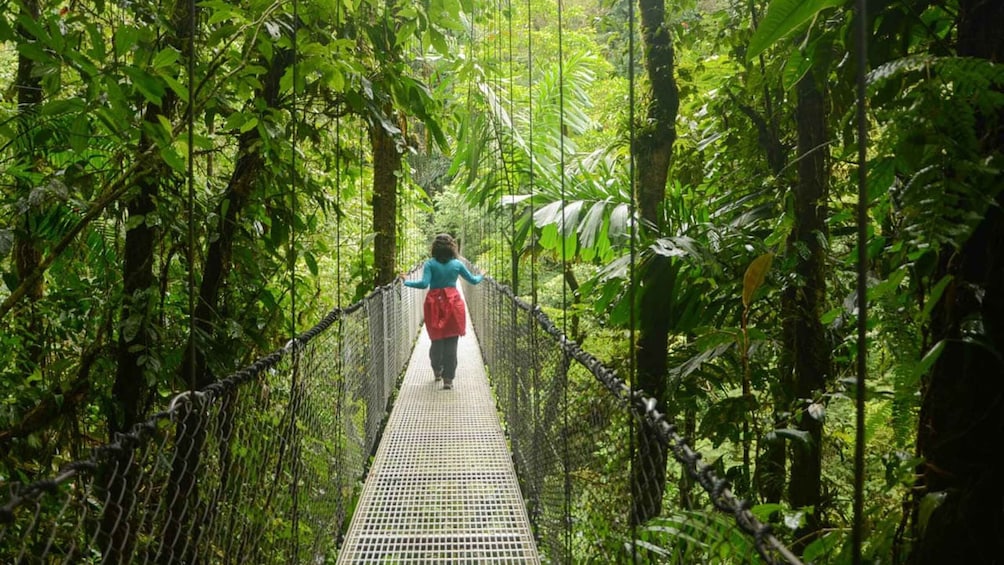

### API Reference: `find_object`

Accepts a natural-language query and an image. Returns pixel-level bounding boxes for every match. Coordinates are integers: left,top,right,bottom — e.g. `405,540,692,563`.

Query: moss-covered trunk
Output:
784,66,831,551
630,0,679,526
101,0,192,559
371,110,401,286
12,0,44,371
183,47,294,387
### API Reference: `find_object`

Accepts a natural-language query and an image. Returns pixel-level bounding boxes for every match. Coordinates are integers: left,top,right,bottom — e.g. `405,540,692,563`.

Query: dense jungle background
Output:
1,0,1002,561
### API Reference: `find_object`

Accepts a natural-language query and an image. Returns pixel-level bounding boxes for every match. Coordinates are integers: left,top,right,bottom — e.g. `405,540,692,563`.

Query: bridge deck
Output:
337,318,540,563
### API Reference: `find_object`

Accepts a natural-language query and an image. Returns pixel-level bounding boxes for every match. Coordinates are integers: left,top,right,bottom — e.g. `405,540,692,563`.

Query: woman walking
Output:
401,234,484,390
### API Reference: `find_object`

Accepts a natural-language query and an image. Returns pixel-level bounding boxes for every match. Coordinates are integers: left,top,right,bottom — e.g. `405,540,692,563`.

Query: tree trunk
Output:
183,46,294,388
630,0,680,526
634,0,678,230
111,139,161,435
562,265,581,341
784,66,830,551
756,421,786,503
103,52,167,565
111,0,196,435
510,239,520,296
679,406,696,509
371,110,401,286
740,8,790,502
909,1,1004,562
102,2,193,560
13,0,44,370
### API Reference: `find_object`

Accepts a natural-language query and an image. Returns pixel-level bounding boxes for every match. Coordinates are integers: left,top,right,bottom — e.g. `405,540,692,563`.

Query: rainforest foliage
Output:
1,0,1002,561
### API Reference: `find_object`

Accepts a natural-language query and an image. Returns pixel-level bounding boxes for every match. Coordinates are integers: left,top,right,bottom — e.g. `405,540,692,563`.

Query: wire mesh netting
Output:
465,278,801,565
0,284,422,565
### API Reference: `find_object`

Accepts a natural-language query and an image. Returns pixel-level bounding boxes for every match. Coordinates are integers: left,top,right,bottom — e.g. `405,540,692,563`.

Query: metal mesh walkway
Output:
337,312,540,563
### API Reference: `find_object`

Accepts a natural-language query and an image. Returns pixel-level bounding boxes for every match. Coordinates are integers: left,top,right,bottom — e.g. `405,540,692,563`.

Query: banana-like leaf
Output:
747,0,844,61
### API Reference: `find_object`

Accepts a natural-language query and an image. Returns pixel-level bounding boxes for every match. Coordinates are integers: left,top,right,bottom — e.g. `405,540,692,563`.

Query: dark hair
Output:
431,233,458,263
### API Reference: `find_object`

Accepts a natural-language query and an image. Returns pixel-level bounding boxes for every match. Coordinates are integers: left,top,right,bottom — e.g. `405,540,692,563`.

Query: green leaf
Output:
160,143,187,173
125,214,146,230
609,203,630,239
802,528,842,560
561,200,584,237
781,47,812,90
162,75,188,103
397,21,417,48
328,68,345,92
152,47,180,69
921,276,952,321
766,428,813,445
2,271,19,292
917,491,948,535
539,223,558,250
578,200,607,249
867,267,907,301
17,42,49,64
205,0,240,25
912,340,945,383
114,27,140,58
15,12,49,44
240,117,259,134
533,201,563,228
747,0,844,61
224,112,247,131
428,28,448,55
0,11,15,40
304,251,319,276
562,233,577,262
156,114,174,137
40,98,86,117
820,306,841,325
123,66,165,105
280,67,294,95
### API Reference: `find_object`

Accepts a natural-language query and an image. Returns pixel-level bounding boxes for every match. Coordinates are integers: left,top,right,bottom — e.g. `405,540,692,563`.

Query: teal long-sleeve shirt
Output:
403,259,484,289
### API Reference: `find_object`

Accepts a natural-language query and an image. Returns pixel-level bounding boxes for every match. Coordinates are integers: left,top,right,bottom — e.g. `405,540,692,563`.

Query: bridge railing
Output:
0,283,422,564
466,277,801,565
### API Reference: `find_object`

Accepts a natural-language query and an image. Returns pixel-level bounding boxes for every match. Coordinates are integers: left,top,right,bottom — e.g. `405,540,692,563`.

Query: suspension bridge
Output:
0,0,890,552
0,277,799,564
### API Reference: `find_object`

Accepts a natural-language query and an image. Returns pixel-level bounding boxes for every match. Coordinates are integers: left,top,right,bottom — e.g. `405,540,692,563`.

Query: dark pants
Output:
429,336,459,381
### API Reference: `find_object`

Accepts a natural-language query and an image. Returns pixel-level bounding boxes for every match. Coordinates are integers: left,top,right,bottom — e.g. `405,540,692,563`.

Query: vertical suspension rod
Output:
852,0,869,562
288,0,301,558
627,0,638,560
185,0,197,391
556,0,571,558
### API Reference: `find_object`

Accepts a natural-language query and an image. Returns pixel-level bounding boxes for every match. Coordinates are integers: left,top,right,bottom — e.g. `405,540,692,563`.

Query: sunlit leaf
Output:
747,0,843,61
742,252,773,307
152,47,180,69
766,428,812,445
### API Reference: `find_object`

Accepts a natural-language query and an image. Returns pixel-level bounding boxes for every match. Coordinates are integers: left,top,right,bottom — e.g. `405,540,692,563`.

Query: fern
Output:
633,509,767,563
868,55,1004,252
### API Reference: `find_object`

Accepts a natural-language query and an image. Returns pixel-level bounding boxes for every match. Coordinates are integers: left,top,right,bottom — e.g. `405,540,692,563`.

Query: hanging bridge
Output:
336,287,537,563
0,277,799,564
